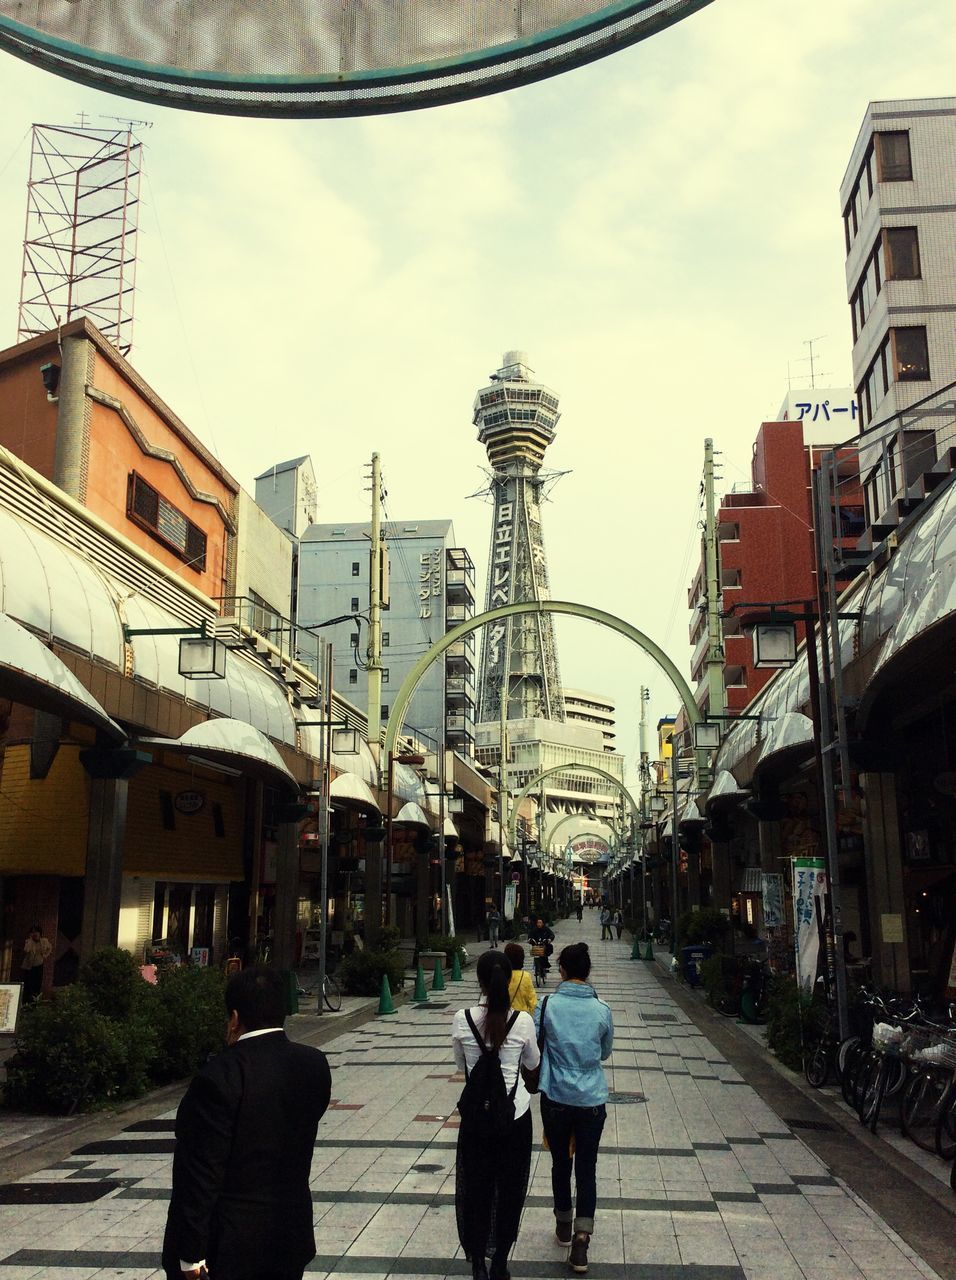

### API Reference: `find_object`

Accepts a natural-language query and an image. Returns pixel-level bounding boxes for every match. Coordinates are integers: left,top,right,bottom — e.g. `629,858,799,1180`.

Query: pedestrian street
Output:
0,912,949,1280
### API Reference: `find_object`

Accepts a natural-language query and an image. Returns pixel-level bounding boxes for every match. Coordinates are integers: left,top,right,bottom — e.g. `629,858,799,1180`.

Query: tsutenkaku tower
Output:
474,351,565,725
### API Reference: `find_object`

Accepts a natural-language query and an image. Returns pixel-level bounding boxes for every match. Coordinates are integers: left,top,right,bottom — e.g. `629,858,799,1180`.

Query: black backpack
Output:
457,1009,520,1136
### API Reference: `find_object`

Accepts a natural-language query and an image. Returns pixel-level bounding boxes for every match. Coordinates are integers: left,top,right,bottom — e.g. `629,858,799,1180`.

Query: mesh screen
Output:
0,0,714,116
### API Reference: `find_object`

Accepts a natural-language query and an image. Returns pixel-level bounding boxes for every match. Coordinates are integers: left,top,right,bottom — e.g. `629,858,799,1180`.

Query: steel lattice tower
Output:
474,351,565,725
18,123,143,356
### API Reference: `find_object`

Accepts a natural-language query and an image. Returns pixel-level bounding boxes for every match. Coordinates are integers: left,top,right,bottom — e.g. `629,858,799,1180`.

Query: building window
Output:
382,632,390,647
126,472,207,572
875,131,912,182
892,326,930,381
351,561,360,576
350,596,359,612
350,632,359,647
843,138,875,250
856,334,890,427
885,226,920,280
381,668,390,684
349,669,358,685
381,704,389,720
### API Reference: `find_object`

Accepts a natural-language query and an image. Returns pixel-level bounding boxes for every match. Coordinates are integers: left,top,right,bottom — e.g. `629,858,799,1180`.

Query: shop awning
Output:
329,771,382,813
140,718,298,793
705,769,750,810
755,712,815,775
393,761,427,804
0,611,124,740
740,866,764,894
443,816,459,838
394,801,430,827
678,799,706,827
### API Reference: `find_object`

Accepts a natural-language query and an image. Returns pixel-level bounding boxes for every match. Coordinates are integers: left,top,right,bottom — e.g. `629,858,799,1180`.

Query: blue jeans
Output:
540,1094,607,1234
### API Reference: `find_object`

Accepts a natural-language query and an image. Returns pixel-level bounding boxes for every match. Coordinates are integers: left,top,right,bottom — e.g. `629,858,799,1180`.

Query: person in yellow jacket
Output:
504,942,537,1015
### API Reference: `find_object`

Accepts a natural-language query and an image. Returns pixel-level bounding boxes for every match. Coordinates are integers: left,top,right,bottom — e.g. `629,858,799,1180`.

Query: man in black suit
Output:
162,966,332,1280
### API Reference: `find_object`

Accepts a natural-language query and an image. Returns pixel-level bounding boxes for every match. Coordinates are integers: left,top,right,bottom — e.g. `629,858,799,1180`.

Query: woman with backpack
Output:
452,949,540,1280
534,942,613,1275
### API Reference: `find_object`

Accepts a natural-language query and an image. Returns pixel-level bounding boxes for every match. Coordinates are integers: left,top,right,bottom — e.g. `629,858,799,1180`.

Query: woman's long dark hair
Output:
476,949,513,1050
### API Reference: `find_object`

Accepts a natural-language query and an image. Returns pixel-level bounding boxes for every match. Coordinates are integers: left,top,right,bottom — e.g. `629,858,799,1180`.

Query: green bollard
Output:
412,964,429,1003
432,958,446,992
377,974,397,1015
630,936,642,960
451,949,463,982
643,938,655,962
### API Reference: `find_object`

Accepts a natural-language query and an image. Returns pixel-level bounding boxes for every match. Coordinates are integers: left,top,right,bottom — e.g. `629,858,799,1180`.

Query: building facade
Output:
562,688,617,752
687,416,863,715
841,97,956,533
296,520,477,755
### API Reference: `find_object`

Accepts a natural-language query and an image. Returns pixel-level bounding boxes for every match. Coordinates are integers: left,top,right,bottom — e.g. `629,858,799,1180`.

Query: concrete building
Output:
563,688,617,753
687,416,863,716
254,455,317,540
296,520,477,755
841,97,956,534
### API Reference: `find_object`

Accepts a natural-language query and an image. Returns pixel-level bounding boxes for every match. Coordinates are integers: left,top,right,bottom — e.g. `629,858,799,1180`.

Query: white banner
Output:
504,884,517,921
761,873,784,929
791,857,828,991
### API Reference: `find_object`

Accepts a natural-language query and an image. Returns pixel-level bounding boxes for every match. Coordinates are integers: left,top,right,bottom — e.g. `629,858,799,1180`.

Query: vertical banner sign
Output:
446,885,456,939
791,857,828,991
761,873,784,928
504,884,517,921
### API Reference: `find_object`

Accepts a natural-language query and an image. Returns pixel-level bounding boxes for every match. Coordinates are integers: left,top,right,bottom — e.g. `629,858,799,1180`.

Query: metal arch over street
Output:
508,761,639,851
542,814,619,857
383,598,701,769
0,1,717,118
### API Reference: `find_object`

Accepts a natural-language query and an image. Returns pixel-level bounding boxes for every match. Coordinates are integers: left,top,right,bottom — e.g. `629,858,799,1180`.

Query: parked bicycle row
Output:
803,984,956,1191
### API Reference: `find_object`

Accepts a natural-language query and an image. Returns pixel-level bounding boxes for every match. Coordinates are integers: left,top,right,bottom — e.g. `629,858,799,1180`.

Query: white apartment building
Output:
562,688,616,753
841,97,956,531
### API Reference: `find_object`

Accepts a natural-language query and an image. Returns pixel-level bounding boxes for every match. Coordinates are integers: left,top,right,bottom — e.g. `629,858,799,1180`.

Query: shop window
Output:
127,472,207,572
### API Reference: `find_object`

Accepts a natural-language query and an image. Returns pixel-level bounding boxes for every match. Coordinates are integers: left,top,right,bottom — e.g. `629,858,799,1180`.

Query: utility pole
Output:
703,439,726,724
366,452,386,750
498,674,509,915
639,686,651,938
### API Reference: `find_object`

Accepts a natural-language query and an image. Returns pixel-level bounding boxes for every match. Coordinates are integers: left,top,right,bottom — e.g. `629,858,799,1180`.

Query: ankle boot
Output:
568,1232,590,1274
490,1252,511,1280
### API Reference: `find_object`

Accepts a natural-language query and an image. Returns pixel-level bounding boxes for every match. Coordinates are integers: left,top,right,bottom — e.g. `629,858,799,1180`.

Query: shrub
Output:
151,965,227,1083
338,948,405,997
676,908,730,950
765,974,822,1071
378,925,402,951
698,954,729,1007
426,934,468,966
6,987,133,1113
77,946,158,1094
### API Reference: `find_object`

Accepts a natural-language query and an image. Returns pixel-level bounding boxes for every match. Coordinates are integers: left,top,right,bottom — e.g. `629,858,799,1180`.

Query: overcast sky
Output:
0,0,954,781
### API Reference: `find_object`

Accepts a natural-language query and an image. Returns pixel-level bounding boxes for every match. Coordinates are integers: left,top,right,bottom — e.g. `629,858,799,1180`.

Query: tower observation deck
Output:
474,351,565,725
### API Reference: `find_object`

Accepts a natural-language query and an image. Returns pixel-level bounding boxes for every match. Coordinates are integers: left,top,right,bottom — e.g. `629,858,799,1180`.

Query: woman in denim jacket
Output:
534,942,613,1274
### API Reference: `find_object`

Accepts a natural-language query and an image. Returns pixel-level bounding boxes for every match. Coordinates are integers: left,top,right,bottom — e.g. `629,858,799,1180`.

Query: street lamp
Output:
752,620,799,669
693,720,722,752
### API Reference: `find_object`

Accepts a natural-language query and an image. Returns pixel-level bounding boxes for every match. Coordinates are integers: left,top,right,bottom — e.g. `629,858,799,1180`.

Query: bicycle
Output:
899,1024,956,1158
531,945,548,988
321,968,342,1012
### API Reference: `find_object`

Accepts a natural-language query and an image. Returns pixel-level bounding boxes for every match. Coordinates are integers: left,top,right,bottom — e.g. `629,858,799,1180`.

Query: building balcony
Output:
446,713,475,735
446,603,473,624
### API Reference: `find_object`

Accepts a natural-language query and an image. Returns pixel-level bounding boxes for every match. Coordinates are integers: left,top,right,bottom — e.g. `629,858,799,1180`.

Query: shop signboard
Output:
791,857,828,991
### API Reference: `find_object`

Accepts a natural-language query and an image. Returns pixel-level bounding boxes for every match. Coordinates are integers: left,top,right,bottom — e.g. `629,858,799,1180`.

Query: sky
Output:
0,0,955,783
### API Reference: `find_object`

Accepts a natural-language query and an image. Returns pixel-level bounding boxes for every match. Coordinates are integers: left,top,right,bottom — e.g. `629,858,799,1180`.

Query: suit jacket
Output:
162,1030,332,1280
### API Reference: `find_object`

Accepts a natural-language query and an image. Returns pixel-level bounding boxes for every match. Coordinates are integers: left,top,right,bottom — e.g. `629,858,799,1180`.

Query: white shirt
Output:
451,1006,540,1119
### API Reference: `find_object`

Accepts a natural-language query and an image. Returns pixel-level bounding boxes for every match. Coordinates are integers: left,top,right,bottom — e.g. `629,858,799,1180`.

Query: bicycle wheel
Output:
323,974,342,1012
934,1084,956,1161
740,990,766,1025
715,991,740,1017
842,1043,868,1108
884,1055,908,1099
836,1034,860,1083
900,1071,946,1151
860,1058,888,1133
852,1051,878,1117
805,1039,831,1089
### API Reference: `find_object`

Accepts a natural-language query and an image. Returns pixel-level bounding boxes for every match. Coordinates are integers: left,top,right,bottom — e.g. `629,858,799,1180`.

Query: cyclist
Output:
527,917,555,976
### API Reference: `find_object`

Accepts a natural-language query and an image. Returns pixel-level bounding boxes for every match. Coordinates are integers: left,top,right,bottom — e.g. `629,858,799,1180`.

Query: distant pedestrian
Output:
599,907,612,941
575,902,583,923
487,907,502,947
504,942,536,1015
162,967,332,1280
612,909,624,940
453,950,540,1280
21,924,51,1002
535,942,613,1275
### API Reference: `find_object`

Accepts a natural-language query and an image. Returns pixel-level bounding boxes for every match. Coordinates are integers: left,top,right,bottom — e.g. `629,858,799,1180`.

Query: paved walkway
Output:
0,913,948,1280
